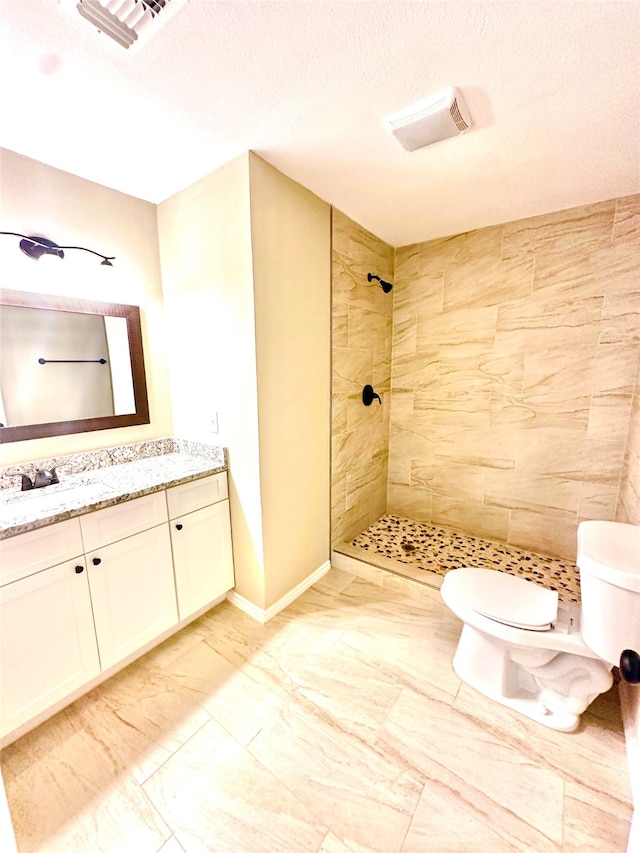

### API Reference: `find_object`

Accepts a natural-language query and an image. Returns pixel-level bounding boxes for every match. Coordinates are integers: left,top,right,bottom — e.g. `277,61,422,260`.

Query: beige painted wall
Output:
249,154,331,608
158,154,331,610
389,196,640,560
331,209,393,548
157,154,266,606
0,148,172,465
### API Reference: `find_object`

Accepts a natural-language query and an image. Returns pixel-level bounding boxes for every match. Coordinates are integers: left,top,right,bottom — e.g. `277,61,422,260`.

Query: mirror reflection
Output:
0,290,149,443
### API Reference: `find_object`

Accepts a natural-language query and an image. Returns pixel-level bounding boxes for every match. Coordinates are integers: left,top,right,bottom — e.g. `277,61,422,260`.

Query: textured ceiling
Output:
0,0,639,246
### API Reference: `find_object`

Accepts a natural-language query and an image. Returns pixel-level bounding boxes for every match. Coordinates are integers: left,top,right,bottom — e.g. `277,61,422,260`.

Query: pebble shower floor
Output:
349,514,581,606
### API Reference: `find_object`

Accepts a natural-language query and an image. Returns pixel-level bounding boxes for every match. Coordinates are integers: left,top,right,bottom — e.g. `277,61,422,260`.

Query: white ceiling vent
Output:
76,0,188,50
385,87,472,152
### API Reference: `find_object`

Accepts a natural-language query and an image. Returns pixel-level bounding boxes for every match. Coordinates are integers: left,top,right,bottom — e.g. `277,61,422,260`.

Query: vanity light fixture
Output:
0,232,115,266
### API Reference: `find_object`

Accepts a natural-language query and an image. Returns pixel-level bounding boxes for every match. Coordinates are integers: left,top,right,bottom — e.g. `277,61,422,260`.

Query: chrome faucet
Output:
6,467,59,490
34,468,59,488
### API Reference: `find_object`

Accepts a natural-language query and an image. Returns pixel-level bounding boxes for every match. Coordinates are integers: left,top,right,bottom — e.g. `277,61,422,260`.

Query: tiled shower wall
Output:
618,349,640,526
388,196,640,560
331,209,393,548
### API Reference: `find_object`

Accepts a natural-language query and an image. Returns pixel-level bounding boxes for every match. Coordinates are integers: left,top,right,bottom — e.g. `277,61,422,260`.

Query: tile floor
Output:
1,558,632,853
343,515,582,605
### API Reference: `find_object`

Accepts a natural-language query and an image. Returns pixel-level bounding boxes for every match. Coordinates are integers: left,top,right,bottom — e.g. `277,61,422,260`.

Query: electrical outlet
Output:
209,412,219,434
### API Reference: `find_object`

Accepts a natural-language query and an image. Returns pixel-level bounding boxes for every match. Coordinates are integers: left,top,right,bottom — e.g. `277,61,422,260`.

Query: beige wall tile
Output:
508,507,578,560
389,389,415,428
394,243,419,282
391,316,418,356
417,305,498,350
387,195,639,560
501,200,616,260
613,194,640,243
332,346,373,394
532,243,639,299
444,256,534,312
587,393,633,441
411,460,485,503
387,483,432,522
515,429,625,484
388,454,412,486
332,302,348,347
331,211,393,546
431,496,510,541
332,391,348,436
434,424,518,470
579,483,619,521
484,469,581,514
600,291,640,344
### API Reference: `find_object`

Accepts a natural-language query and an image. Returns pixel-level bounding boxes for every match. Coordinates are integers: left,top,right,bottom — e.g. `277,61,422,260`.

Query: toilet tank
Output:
577,521,640,666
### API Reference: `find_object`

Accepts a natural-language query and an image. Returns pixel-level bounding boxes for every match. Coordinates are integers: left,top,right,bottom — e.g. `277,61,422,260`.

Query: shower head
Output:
367,273,393,293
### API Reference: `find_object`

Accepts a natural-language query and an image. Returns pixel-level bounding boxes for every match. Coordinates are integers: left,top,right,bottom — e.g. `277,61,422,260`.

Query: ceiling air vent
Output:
385,87,473,152
76,0,188,50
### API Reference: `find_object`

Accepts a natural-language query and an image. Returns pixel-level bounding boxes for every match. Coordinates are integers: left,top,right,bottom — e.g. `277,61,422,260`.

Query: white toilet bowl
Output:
440,521,640,732
441,568,612,731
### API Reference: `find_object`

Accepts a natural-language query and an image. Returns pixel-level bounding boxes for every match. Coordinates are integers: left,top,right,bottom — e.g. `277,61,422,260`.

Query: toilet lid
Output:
446,568,559,630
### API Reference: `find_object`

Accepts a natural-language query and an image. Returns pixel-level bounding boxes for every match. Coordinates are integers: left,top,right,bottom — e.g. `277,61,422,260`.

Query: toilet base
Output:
452,624,611,733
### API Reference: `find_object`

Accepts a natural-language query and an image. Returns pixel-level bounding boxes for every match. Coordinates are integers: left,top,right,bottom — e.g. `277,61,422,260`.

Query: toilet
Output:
440,520,640,732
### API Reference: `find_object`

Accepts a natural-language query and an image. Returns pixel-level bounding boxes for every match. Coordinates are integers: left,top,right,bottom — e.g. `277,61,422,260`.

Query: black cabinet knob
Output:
75,565,84,574
175,523,183,531
92,557,102,566
620,650,640,684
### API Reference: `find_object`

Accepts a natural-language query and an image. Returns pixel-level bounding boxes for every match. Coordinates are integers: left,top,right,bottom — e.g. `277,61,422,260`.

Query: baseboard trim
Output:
227,560,331,624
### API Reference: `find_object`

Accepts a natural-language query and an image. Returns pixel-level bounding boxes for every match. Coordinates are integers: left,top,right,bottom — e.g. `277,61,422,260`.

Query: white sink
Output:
0,481,113,523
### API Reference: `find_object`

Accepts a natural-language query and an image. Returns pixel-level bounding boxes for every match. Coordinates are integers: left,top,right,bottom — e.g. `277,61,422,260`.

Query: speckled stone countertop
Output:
0,438,227,540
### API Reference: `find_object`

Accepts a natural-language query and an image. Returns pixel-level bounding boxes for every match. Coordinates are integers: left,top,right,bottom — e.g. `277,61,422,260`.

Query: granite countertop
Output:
0,439,227,540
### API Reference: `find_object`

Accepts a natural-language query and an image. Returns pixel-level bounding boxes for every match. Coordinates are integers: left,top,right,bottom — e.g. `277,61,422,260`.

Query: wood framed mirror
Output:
0,289,149,443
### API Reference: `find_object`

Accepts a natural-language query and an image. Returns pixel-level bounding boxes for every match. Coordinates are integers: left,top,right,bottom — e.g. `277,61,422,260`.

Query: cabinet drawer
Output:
0,518,84,586
166,472,228,519
80,491,168,551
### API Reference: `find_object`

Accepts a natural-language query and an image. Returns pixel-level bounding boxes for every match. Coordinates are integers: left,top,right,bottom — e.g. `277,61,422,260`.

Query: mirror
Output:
0,289,149,443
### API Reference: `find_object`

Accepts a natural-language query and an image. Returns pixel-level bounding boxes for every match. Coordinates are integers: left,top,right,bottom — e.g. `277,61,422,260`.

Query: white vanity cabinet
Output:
0,469,234,745
0,520,101,735
167,473,234,620
80,492,178,671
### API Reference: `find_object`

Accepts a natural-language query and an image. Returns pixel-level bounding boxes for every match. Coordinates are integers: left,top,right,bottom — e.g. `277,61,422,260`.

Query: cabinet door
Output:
170,499,235,620
86,524,178,670
0,559,100,738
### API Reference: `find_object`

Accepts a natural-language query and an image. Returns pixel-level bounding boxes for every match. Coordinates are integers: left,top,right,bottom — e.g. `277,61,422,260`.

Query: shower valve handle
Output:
362,384,382,406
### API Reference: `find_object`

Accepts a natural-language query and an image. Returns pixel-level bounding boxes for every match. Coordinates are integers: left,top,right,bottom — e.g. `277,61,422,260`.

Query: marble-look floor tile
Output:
80,661,214,785
379,687,565,851
143,717,327,853
157,837,186,853
272,641,403,745
249,699,423,853
4,727,171,853
2,555,633,853
400,775,523,853
318,830,358,852
148,638,282,747
562,780,633,853
452,681,632,808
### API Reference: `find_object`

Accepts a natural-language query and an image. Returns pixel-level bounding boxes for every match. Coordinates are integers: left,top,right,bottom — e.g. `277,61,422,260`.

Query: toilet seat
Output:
444,568,559,631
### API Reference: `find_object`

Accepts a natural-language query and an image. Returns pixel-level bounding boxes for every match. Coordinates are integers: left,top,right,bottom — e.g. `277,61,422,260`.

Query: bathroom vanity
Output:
0,440,234,746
